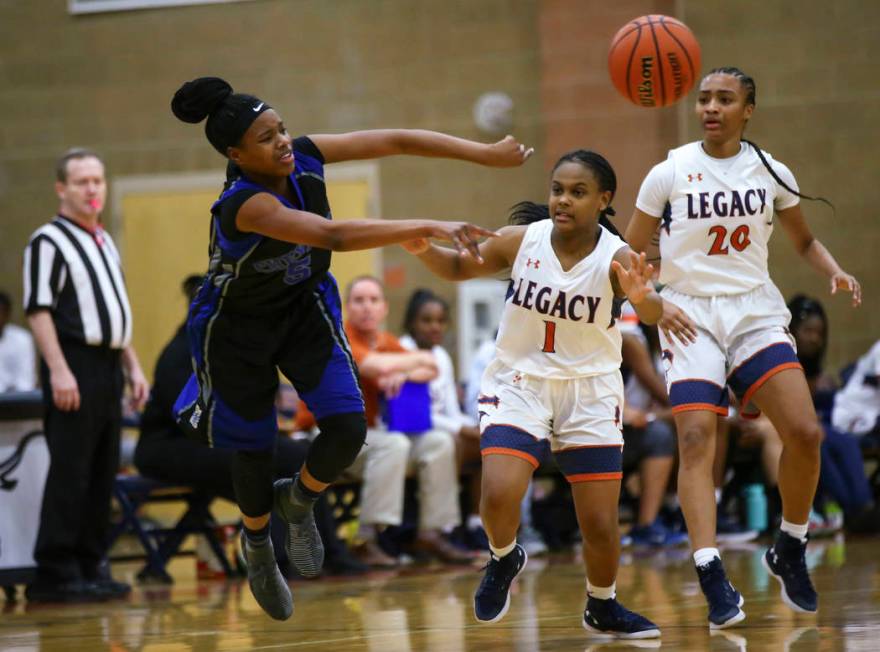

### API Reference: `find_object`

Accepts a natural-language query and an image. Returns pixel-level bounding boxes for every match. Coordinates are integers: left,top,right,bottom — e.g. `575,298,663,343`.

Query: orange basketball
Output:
608,15,701,108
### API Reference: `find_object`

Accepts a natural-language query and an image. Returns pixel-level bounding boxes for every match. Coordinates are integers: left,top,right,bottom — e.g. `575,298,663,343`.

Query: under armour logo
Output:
526,258,540,268
687,173,703,182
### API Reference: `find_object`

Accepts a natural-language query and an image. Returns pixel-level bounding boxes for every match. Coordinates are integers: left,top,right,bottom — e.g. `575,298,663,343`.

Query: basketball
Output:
608,15,701,108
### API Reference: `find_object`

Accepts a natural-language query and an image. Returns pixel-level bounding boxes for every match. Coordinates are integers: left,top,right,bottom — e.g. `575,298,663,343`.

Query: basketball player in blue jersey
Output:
169,76,533,620
625,67,861,628
403,150,695,640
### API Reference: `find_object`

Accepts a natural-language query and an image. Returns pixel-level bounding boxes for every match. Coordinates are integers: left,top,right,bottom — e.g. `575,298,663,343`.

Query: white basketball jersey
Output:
636,141,800,296
494,220,626,379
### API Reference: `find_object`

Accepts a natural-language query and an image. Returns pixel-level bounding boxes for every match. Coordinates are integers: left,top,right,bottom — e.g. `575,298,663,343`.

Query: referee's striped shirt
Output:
23,214,132,349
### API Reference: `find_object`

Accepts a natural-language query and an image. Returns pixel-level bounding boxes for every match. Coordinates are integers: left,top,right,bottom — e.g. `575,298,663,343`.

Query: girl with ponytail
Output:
625,67,861,627
169,76,533,621
402,149,693,638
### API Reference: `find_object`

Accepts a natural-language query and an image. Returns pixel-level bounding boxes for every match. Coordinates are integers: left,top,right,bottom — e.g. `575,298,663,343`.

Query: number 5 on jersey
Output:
708,224,751,255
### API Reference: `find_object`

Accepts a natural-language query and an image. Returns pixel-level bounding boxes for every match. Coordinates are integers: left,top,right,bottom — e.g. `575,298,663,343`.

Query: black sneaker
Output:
696,558,745,629
473,544,527,623
582,596,661,639
240,531,293,621
762,531,817,613
274,476,324,578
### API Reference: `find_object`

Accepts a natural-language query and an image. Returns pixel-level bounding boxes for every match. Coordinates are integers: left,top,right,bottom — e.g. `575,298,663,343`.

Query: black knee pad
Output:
232,447,275,517
306,412,367,483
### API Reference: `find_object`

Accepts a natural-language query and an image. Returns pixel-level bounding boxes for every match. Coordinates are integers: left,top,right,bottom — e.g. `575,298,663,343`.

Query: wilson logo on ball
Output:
608,15,702,108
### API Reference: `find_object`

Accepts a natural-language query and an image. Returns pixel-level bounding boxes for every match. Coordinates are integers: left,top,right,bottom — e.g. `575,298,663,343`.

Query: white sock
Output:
693,547,720,567
780,519,808,542
489,540,517,558
715,488,723,505
467,514,483,530
587,581,616,600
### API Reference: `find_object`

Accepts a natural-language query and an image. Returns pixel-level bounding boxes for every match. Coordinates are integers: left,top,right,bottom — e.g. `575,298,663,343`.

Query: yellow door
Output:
120,177,376,381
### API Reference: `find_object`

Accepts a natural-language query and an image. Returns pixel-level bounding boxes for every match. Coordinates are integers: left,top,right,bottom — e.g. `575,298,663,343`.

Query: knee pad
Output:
232,448,275,517
307,412,367,483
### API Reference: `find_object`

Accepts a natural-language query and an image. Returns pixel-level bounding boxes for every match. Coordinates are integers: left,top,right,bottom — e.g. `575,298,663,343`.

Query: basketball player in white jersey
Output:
625,67,861,629
403,150,695,639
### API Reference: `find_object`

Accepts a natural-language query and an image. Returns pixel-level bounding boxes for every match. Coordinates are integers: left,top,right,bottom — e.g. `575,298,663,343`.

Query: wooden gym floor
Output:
2,535,878,651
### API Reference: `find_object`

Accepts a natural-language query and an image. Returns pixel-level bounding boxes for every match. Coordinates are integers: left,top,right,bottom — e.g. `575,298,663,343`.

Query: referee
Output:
22,148,149,603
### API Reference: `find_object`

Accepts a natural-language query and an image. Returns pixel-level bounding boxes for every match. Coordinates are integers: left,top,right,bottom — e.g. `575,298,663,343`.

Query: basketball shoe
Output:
763,531,818,613
274,475,324,578
474,544,527,623
239,531,293,621
696,557,745,629
582,596,661,639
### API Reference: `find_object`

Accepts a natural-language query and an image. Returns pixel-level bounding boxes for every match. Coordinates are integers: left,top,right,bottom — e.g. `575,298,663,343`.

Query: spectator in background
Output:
342,276,472,565
0,290,36,392
23,148,149,603
135,275,366,576
398,290,486,545
788,295,879,533
831,338,880,446
618,303,685,547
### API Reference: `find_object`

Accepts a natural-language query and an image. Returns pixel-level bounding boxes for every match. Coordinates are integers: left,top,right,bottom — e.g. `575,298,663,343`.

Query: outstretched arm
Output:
402,225,524,281
309,130,534,167
611,247,696,344
777,204,861,306
236,192,493,257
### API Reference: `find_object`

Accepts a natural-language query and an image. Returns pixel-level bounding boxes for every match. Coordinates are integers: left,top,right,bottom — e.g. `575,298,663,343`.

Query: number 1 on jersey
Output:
542,320,557,353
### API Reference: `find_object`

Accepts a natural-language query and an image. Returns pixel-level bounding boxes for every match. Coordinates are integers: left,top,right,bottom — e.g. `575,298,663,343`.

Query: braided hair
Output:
171,77,271,156
507,149,623,239
707,67,834,214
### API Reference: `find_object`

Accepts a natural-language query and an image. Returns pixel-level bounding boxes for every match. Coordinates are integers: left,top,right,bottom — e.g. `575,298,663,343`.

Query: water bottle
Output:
742,483,768,533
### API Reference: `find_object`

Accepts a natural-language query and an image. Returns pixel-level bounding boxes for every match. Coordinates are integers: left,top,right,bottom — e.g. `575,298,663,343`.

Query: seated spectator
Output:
0,290,36,392
399,289,497,552
134,275,365,576
336,276,473,565
789,295,879,533
831,338,880,445
618,303,685,546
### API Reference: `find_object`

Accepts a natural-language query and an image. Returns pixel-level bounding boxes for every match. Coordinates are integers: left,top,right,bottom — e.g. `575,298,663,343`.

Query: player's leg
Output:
472,360,550,623
473,449,534,623
192,314,293,620
659,289,744,629
554,371,659,639
568,477,660,639
277,277,368,577
746,367,822,613
726,284,820,613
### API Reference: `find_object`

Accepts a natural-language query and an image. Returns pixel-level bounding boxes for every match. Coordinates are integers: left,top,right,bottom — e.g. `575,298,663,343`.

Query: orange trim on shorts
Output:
728,342,793,379
740,411,762,420
671,403,729,416
557,443,624,451
740,362,803,409
481,447,540,469
566,472,623,483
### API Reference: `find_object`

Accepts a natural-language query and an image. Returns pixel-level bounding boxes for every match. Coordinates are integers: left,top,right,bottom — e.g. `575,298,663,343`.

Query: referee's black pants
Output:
34,343,123,585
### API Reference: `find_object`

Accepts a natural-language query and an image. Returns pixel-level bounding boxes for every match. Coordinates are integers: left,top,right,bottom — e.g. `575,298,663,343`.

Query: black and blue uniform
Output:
174,137,363,451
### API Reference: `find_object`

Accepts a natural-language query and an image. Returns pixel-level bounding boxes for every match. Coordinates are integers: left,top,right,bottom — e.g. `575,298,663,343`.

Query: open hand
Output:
830,271,861,307
611,251,654,305
483,135,535,167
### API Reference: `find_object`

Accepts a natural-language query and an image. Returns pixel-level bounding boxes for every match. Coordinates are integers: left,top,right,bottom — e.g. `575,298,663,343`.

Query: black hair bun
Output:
171,77,233,123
